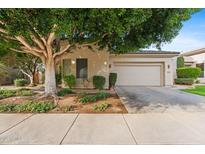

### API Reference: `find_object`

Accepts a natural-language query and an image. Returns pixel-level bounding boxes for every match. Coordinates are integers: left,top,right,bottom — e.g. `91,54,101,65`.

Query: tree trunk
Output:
29,76,34,87
44,57,57,95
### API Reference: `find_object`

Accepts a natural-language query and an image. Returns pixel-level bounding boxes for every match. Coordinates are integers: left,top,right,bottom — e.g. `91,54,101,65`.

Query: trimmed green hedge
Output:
109,73,117,88
175,78,194,85
93,75,106,90
176,67,201,79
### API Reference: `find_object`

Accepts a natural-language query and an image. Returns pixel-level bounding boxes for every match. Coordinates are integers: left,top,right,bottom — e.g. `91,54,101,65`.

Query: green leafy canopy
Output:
0,8,200,55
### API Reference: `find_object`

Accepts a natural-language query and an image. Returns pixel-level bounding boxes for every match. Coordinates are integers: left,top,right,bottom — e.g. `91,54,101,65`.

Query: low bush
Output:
0,104,17,112
79,91,110,104
60,106,74,113
0,101,55,113
175,78,194,85
14,79,28,87
77,92,88,98
93,102,109,112
109,73,117,88
0,89,33,99
57,88,72,96
96,91,110,99
0,89,16,98
16,89,33,96
56,73,62,84
176,67,201,79
93,75,106,90
63,74,76,88
79,95,97,104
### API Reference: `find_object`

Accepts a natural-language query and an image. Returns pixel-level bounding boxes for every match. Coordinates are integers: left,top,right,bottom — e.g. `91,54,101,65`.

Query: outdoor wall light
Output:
71,60,75,64
167,65,170,69
104,61,107,65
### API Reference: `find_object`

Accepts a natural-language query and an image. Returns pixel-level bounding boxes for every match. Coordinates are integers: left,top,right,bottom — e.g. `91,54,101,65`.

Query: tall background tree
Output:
0,8,200,95
15,53,42,86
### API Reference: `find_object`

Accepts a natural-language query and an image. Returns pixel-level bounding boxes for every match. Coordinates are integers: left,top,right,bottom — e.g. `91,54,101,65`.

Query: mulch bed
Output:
0,92,128,113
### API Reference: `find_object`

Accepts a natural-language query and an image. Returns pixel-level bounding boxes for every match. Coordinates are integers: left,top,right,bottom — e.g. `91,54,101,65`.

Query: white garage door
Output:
114,63,163,86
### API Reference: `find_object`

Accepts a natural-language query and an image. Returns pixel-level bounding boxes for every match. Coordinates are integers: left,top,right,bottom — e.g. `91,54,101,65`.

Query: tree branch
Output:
10,48,27,53
16,36,33,50
53,44,71,59
30,34,45,50
19,68,32,78
47,32,55,46
0,28,7,34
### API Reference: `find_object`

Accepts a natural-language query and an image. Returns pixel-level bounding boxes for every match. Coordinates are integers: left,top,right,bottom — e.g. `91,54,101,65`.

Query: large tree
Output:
0,9,199,95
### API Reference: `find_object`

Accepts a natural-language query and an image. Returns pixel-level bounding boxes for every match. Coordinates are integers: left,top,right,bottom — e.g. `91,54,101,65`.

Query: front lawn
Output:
182,86,205,96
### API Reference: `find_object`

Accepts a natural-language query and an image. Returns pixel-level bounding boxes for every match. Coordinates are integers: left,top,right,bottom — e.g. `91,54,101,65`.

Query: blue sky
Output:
149,9,205,52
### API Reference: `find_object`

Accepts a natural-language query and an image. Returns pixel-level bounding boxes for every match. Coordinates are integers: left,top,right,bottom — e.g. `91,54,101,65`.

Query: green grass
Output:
182,86,205,96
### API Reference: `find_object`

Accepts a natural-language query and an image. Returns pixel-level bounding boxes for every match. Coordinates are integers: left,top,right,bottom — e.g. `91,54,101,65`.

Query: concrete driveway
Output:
116,86,205,113
1,113,205,144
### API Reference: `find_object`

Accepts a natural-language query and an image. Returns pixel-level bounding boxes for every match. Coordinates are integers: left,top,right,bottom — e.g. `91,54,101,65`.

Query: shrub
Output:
177,56,184,68
109,73,117,88
0,101,55,113
14,79,28,87
175,78,194,85
56,73,62,84
93,75,106,90
16,89,33,96
79,95,97,104
79,91,110,104
0,89,33,99
60,106,74,112
57,88,72,96
0,104,17,112
96,91,110,99
176,67,201,79
93,102,109,112
63,74,76,88
0,89,16,99
77,92,88,98
14,101,55,113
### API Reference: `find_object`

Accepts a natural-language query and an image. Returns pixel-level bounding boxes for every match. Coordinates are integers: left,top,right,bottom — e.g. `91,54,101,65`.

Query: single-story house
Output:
181,48,205,83
57,41,179,89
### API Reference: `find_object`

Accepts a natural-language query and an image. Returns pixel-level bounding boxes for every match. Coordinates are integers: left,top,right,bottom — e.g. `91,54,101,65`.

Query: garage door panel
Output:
114,64,162,86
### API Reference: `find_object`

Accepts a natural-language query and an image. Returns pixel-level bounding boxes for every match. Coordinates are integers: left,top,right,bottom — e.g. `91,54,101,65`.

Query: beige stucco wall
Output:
60,42,110,89
109,54,175,86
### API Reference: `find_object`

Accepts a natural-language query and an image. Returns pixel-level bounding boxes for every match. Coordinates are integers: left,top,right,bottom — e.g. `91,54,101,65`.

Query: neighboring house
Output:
181,48,205,83
58,41,179,89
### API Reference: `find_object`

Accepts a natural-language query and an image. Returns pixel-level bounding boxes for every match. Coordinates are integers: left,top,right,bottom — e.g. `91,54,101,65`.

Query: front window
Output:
76,58,88,79
196,63,204,78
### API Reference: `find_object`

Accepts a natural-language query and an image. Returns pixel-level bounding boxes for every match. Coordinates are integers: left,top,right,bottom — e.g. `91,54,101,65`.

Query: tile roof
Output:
127,50,180,54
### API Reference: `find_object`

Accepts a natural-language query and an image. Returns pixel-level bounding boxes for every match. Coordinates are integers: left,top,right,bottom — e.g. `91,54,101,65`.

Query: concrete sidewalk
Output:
1,112,205,144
